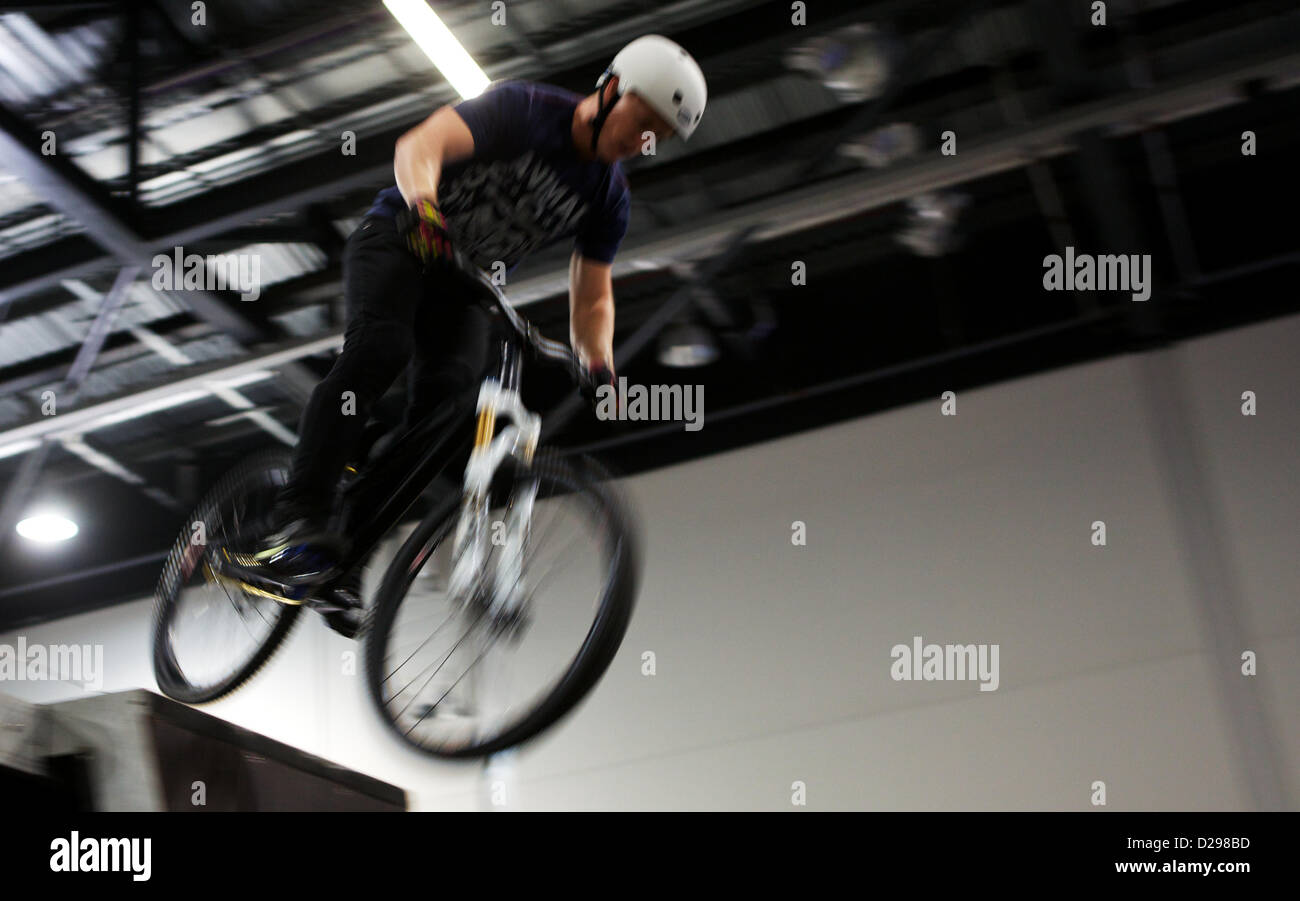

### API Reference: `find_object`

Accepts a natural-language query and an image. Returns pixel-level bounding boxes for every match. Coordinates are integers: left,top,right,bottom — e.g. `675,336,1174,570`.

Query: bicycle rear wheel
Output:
152,449,303,703
364,450,640,759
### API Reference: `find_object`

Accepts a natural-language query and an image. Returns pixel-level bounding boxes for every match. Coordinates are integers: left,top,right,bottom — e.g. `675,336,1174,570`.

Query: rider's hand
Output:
580,362,619,419
396,199,454,268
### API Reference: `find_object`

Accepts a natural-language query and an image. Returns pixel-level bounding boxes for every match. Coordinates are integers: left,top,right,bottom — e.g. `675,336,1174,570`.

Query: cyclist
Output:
220,35,707,636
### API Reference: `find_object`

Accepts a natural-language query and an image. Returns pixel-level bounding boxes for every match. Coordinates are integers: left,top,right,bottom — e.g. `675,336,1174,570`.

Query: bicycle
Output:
151,250,641,759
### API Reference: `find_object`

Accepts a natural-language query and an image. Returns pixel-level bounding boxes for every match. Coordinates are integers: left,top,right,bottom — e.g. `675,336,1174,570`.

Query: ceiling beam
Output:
0,265,153,557
3,41,1294,311
0,101,274,343
4,44,1292,455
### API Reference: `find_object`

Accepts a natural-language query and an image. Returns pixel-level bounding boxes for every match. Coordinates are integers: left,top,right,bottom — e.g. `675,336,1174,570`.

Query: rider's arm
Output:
394,106,476,207
569,251,615,371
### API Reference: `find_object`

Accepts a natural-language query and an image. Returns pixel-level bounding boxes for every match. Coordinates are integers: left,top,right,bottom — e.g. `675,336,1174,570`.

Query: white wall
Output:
4,313,1297,811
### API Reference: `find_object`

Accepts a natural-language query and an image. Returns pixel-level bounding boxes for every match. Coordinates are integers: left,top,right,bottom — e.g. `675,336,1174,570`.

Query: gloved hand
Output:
579,362,619,419
395,199,454,268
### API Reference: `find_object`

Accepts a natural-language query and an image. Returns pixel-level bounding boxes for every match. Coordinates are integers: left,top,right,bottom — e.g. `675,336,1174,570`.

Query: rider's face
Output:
593,79,676,163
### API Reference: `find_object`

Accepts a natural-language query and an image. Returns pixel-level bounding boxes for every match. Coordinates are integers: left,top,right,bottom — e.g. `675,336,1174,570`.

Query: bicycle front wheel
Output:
364,450,640,759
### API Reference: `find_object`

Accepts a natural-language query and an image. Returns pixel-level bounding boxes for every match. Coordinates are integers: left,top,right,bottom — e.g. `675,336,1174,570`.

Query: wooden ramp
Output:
0,688,406,811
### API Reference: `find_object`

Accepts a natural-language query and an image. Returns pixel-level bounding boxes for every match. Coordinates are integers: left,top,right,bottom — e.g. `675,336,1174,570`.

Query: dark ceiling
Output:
0,0,1297,629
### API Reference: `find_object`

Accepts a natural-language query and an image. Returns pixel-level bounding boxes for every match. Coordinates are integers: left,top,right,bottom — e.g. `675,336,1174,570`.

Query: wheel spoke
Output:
390,604,489,721
521,508,594,598
380,608,462,688
154,458,297,700
373,456,633,757
403,617,499,738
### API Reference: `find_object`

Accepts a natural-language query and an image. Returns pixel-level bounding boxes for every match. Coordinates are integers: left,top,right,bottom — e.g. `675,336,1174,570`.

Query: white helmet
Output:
598,35,707,140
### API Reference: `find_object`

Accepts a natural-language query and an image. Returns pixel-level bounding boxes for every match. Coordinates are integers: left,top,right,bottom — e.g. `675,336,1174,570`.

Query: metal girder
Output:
0,2,113,7
0,316,206,398
0,102,271,343
541,0,999,434
65,265,140,390
61,277,302,443
530,48,1299,306
0,265,158,557
990,65,1091,313
58,433,183,510
0,104,140,259
125,0,142,205
0,0,769,309
1113,1,1202,286
183,225,326,253
1,37,1293,311
0,104,324,413
1029,0,1141,250
1,46,1296,454
0,333,334,454
0,237,107,306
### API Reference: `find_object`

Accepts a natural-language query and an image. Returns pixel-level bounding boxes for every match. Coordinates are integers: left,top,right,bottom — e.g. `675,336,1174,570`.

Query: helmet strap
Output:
589,70,618,156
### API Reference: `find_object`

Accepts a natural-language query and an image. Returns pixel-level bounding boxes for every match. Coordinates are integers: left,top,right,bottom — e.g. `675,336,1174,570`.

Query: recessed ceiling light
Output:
16,513,78,543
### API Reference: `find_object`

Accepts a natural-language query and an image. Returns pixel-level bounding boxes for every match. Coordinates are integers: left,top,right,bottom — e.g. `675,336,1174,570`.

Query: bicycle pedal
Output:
304,595,356,614
212,538,344,587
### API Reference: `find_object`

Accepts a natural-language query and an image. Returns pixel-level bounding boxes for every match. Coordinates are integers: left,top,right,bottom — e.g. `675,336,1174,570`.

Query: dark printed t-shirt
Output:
366,80,631,273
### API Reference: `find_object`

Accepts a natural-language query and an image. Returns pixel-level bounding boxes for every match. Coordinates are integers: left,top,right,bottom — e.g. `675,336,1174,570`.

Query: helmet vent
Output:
672,89,682,105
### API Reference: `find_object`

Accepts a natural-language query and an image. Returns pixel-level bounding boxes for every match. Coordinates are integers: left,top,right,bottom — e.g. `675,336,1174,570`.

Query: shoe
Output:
316,567,368,639
217,499,349,589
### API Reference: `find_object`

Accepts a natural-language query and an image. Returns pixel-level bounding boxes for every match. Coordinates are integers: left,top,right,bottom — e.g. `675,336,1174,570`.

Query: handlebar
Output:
444,248,588,385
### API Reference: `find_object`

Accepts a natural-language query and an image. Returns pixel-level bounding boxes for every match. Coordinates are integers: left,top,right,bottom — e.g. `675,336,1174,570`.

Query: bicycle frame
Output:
329,254,581,594
210,252,583,607
334,393,474,567
332,328,526,586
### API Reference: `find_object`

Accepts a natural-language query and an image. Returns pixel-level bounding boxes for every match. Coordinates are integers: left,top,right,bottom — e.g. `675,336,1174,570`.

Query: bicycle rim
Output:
152,449,302,703
365,451,639,759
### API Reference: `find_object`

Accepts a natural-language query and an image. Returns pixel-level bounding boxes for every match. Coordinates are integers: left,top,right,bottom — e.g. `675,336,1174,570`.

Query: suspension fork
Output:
447,339,540,617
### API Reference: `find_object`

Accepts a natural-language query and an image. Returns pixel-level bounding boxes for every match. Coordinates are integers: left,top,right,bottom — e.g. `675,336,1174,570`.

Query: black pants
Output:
279,216,492,517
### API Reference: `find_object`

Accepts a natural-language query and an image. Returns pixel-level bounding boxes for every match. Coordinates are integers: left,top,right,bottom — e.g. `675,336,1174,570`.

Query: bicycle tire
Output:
152,448,303,704
364,449,641,759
